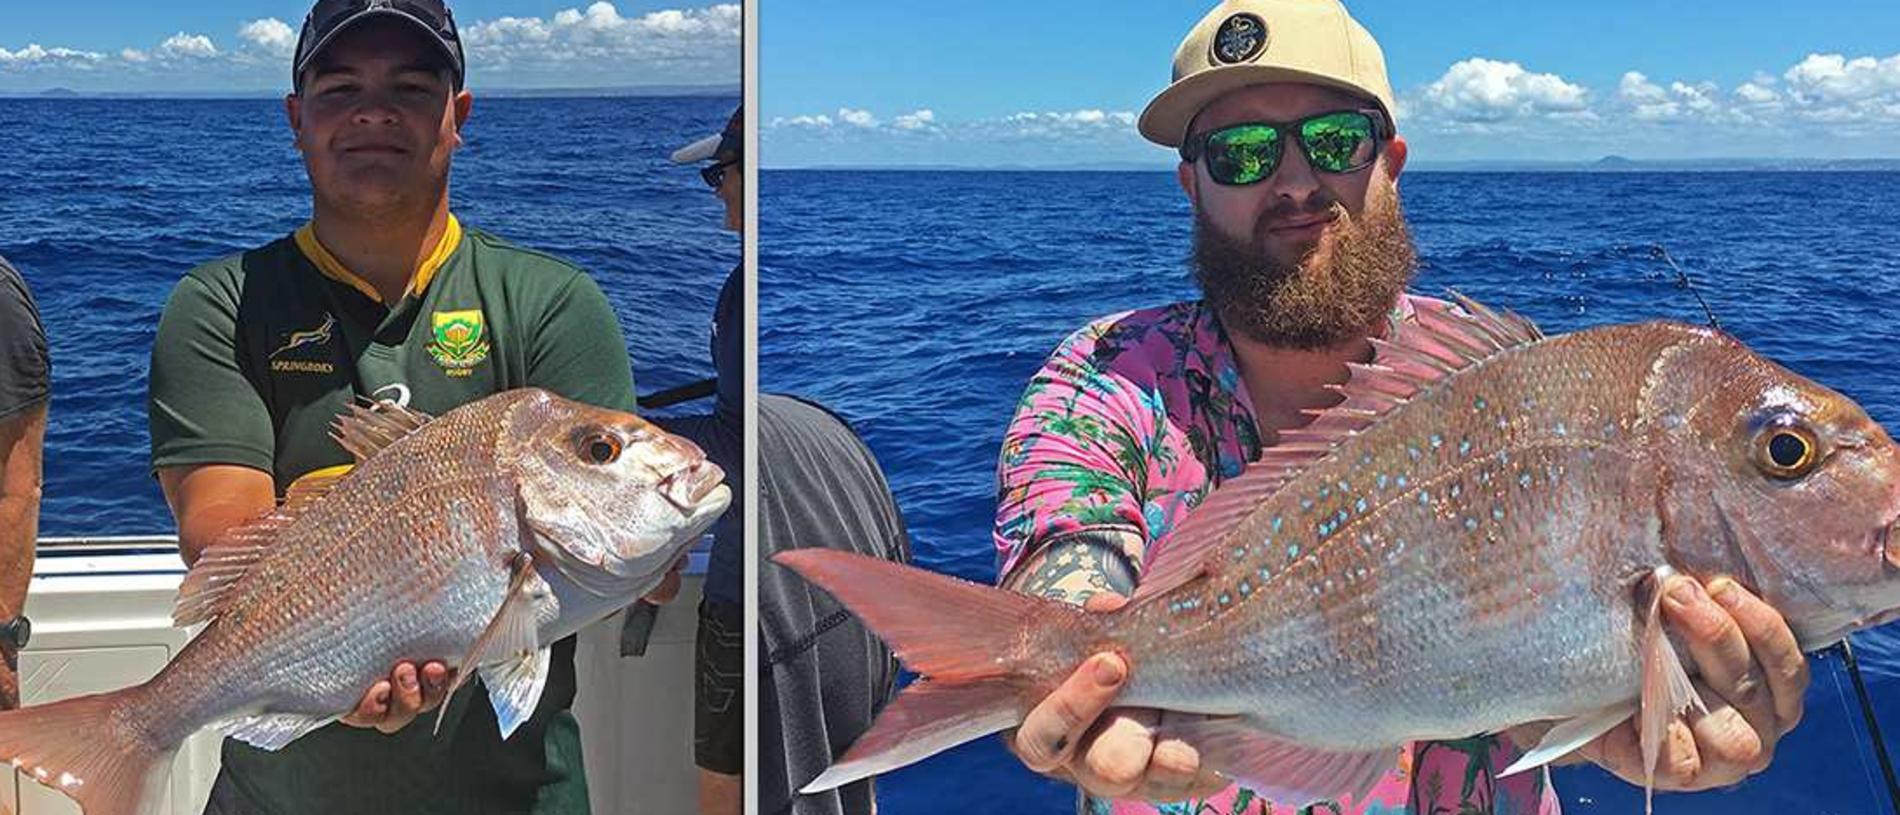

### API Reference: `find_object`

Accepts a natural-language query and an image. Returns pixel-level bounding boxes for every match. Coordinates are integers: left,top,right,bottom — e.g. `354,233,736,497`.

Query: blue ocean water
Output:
761,169,1900,814
0,95,739,537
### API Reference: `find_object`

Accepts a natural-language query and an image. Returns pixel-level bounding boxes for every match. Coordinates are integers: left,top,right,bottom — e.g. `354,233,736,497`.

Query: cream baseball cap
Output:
1138,0,1397,149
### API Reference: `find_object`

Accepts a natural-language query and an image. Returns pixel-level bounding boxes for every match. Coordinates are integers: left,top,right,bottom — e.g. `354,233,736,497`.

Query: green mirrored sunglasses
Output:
1181,110,1389,186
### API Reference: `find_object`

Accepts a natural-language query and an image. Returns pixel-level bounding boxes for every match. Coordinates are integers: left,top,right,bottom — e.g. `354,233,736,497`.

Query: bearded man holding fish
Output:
92,1,691,813
980,2,1814,812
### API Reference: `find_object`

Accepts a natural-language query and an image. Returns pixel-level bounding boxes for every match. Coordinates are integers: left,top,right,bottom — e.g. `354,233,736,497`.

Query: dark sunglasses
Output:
700,160,739,189
1180,109,1390,186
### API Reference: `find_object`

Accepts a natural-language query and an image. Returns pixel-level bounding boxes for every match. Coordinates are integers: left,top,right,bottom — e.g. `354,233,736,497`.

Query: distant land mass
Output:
775,156,1900,173
0,84,738,100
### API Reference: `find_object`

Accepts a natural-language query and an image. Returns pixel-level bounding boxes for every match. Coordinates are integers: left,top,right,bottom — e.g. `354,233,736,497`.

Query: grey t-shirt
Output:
0,254,50,420
757,394,911,815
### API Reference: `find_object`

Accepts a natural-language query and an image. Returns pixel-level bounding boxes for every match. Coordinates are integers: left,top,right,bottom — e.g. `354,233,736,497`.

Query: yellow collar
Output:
293,215,464,304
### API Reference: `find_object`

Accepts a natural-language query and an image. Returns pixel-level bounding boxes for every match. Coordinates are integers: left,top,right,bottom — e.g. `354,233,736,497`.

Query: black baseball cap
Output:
293,0,466,92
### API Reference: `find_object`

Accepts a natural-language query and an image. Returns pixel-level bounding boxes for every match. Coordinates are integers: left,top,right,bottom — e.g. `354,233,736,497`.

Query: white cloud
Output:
119,48,149,64
1617,71,1721,121
773,114,835,128
1416,58,1590,123
0,44,106,67
995,109,1137,137
464,2,740,64
157,32,218,60
1735,81,1780,105
238,19,297,60
892,109,936,131
1774,53,1900,124
838,107,878,127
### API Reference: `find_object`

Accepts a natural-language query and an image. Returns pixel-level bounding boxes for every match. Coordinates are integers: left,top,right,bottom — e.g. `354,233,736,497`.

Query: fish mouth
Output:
658,461,726,512
1883,516,1900,572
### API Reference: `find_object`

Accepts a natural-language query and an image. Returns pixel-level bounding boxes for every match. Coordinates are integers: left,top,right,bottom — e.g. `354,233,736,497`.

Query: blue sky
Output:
0,1,738,93
761,0,1900,166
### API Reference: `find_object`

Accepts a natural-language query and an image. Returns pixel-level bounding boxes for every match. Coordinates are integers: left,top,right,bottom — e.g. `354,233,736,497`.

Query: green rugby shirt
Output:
149,216,635,814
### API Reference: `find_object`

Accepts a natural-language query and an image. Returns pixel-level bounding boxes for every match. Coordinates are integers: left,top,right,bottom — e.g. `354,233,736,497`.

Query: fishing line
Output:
1648,244,1722,331
1833,638,1900,814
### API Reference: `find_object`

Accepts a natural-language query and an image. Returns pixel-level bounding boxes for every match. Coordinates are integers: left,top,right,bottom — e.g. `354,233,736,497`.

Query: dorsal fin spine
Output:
1129,295,1545,604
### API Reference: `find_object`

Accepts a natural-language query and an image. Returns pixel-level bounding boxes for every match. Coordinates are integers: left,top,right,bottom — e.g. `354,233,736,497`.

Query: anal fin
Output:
216,712,337,751
1153,716,1396,808
1500,702,1635,777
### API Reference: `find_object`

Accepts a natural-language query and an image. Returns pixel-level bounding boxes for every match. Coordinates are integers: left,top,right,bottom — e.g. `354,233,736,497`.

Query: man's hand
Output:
1514,574,1809,791
1007,594,1229,802
340,660,454,734
642,553,690,605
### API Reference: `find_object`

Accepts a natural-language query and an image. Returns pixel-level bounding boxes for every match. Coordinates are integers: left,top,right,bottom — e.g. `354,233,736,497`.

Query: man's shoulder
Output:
1047,299,1213,368
173,235,302,303
0,254,34,320
459,227,590,284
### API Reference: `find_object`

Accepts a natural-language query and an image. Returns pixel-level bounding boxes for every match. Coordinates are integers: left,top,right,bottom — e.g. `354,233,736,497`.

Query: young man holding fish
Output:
0,253,48,712
141,1,682,812
991,1,1811,812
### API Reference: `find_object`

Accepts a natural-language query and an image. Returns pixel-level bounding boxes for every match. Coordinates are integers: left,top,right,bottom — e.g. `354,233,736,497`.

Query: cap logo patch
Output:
1212,13,1268,64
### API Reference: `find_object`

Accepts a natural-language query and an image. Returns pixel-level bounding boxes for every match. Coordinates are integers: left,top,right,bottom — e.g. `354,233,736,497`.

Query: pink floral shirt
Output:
993,297,1562,815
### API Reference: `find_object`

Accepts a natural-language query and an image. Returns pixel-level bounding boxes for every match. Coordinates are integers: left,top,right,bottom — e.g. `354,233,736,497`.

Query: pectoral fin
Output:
435,552,547,736
1640,566,1708,815
1153,715,1396,808
481,648,553,740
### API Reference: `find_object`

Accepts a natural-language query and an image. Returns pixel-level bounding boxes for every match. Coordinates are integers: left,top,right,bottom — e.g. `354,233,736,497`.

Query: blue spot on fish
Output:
1397,475,1410,488
1238,581,1251,596
1408,446,1421,460
1377,473,1389,489
1355,497,1368,514
1519,472,1533,488
1287,543,1301,559
1418,490,1431,505
1219,593,1231,606
1555,421,1568,437
1272,516,1284,533
1493,506,1506,520
1459,439,1472,456
1464,517,1479,531
1450,484,1462,498
1301,497,1314,511
1430,434,1443,449
1475,396,1488,411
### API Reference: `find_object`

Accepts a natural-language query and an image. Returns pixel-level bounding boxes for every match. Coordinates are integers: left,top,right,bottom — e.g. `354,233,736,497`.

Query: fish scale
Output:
778,296,1900,809
0,388,731,815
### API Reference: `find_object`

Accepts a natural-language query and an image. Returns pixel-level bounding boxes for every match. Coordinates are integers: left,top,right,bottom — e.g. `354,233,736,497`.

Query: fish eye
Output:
1756,425,1818,479
580,433,623,466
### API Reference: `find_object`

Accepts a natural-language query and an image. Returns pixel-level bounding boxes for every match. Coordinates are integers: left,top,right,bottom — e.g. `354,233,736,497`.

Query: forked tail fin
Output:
772,549,1105,792
0,689,174,815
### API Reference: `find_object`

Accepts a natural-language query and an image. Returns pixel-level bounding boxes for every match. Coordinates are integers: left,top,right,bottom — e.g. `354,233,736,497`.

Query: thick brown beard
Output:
1191,180,1418,349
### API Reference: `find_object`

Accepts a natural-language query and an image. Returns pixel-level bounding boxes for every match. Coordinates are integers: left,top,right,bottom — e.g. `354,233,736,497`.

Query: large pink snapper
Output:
778,297,1900,811
0,388,730,815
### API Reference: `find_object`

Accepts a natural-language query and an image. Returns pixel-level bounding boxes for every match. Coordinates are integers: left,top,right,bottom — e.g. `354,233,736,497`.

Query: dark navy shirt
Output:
659,264,743,606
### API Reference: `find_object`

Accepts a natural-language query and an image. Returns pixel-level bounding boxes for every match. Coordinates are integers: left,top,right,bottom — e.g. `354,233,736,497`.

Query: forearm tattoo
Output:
1007,531,1140,606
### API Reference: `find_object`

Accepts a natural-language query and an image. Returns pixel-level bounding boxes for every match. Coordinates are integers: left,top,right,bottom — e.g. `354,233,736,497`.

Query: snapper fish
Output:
0,388,730,815
777,296,1900,812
